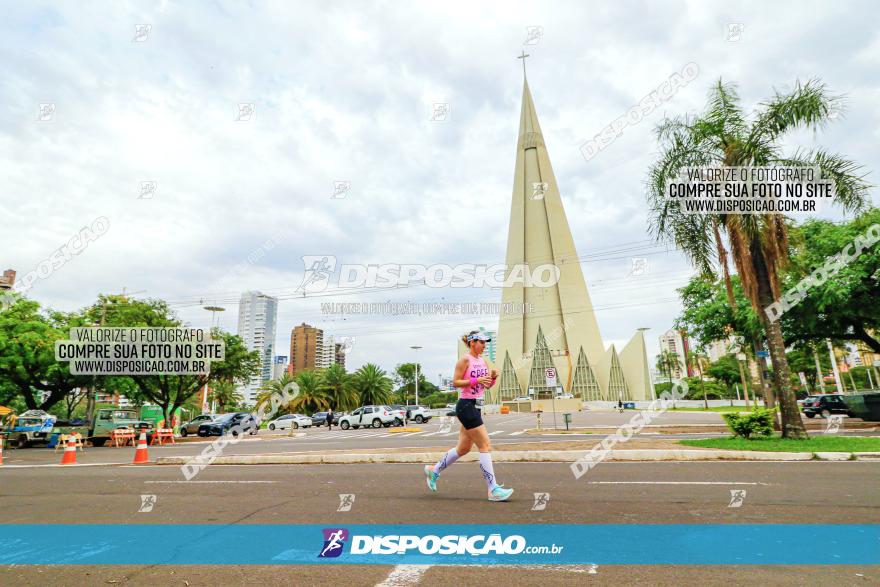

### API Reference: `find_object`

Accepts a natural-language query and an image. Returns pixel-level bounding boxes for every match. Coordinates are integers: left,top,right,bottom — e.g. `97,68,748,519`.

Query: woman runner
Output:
424,330,514,501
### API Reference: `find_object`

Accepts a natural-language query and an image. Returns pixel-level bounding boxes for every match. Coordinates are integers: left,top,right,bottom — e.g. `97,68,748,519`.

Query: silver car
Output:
179,414,217,437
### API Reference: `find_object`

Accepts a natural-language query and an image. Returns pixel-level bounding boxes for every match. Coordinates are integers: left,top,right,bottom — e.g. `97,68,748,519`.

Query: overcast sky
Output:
3,0,878,385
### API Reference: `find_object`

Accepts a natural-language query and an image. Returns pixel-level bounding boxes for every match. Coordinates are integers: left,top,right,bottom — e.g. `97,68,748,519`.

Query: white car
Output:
556,393,574,399
513,396,532,402
406,406,432,424
339,406,398,429
267,414,312,430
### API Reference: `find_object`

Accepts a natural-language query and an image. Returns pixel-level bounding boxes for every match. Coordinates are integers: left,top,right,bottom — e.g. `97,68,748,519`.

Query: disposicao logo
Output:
319,528,349,558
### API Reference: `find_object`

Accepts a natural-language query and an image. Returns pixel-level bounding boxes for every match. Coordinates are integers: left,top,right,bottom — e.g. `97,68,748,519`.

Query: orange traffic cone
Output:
132,432,149,464
60,436,78,465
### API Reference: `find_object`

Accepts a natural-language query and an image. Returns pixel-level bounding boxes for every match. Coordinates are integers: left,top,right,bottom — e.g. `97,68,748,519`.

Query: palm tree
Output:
648,79,870,438
255,372,299,415
349,363,393,407
319,363,358,411
287,370,331,414
687,348,710,409
208,379,243,412
656,350,681,386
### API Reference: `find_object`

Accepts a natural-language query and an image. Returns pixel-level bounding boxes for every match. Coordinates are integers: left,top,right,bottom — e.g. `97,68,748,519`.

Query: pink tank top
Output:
459,353,489,399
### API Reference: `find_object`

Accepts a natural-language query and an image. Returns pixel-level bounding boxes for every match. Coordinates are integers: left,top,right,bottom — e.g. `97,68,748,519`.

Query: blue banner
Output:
0,525,876,565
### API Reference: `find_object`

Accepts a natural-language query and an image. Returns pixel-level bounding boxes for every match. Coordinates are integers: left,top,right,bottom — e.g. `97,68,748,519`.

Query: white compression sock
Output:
433,448,460,474
479,452,499,491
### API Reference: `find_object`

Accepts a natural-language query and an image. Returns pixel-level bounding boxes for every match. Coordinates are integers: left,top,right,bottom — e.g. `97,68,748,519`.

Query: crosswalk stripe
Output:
488,431,503,436
509,430,525,436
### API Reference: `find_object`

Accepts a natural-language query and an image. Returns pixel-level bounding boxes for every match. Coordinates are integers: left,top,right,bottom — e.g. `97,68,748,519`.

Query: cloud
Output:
2,0,877,381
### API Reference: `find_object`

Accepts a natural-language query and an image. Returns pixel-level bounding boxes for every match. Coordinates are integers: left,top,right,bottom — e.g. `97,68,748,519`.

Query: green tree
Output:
0,297,95,411
707,355,743,394
687,347,710,408
256,372,299,415
85,295,261,426
350,363,393,406
208,379,243,412
655,350,680,385
648,79,870,438
319,363,358,411
778,209,880,352
287,370,330,414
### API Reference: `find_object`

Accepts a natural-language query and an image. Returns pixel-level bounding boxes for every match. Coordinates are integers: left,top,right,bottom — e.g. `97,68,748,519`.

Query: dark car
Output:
311,411,340,426
802,394,852,419
197,412,258,437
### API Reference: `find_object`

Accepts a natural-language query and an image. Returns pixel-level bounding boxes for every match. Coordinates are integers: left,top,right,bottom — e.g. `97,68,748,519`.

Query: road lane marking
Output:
587,481,772,485
144,480,278,484
509,430,526,436
488,431,503,436
376,564,432,586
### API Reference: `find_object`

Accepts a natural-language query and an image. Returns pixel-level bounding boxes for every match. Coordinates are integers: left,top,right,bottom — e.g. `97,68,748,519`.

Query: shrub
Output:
722,408,775,439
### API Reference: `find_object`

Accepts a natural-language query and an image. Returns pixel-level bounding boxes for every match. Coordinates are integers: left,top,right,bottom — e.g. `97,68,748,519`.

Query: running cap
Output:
467,331,491,343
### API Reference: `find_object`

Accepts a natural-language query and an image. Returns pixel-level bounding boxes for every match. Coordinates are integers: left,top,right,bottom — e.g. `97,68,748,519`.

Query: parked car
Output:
179,414,217,437
513,396,532,402
405,405,432,424
198,412,259,436
387,405,408,426
339,406,398,429
802,394,852,419
267,414,312,430
310,412,341,426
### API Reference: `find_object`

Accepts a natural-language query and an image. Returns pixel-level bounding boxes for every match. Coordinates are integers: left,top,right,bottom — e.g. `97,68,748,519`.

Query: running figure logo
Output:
531,492,550,511
728,489,747,508
825,415,844,434
318,528,349,558
297,255,337,293
337,493,355,512
138,494,157,513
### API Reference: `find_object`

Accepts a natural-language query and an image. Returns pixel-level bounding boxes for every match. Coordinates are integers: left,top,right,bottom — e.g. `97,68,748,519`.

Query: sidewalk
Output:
155,437,880,466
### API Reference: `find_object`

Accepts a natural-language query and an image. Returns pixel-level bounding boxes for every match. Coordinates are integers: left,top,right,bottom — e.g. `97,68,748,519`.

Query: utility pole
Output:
827,340,843,394
813,346,826,393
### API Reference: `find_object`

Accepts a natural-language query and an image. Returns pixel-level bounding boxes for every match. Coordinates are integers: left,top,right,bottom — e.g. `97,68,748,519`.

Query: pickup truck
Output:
87,408,155,446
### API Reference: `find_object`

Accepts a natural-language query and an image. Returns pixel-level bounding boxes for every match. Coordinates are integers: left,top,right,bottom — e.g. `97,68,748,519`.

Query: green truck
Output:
86,408,155,446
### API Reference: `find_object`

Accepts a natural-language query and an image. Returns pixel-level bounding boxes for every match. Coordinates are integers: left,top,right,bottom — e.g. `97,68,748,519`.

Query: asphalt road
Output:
2,460,878,585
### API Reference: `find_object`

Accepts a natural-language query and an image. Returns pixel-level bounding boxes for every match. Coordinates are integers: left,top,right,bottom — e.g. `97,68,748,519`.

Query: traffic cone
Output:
60,436,78,465
132,432,149,464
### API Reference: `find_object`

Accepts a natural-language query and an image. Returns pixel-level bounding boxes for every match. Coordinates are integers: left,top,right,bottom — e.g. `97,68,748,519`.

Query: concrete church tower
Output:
493,67,652,403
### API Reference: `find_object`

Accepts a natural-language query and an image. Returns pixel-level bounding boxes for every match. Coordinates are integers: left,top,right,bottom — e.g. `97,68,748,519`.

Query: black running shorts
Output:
455,398,484,430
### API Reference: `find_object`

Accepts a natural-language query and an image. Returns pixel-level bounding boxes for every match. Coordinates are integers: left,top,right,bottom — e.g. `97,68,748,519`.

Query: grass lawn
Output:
679,436,880,452
668,406,761,412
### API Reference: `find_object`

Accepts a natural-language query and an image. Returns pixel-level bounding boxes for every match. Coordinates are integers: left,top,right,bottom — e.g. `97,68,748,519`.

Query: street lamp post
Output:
411,346,422,406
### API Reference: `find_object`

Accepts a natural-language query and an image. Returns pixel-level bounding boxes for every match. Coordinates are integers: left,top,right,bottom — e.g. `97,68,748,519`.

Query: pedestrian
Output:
617,399,624,413
424,330,513,501
327,408,334,430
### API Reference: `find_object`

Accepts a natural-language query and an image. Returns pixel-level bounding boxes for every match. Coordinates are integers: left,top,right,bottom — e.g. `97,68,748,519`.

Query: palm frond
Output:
774,148,872,214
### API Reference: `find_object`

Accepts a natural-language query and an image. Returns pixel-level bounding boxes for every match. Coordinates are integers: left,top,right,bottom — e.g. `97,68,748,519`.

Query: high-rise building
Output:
0,269,16,290
236,291,278,404
334,342,347,369
493,71,652,402
272,355,289,380
658,329,690,379
290,323,323,375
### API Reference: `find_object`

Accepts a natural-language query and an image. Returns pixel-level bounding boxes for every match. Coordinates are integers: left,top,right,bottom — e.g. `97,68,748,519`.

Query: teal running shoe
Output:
424,465,439,492
488,485,514,502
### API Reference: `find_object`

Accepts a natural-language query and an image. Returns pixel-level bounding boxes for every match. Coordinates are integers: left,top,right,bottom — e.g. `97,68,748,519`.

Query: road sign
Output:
756,350,769,358
544,368,557,387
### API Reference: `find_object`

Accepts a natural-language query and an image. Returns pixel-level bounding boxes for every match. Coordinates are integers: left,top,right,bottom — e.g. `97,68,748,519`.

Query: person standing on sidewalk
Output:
423,330,513,502
326,408,334,430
